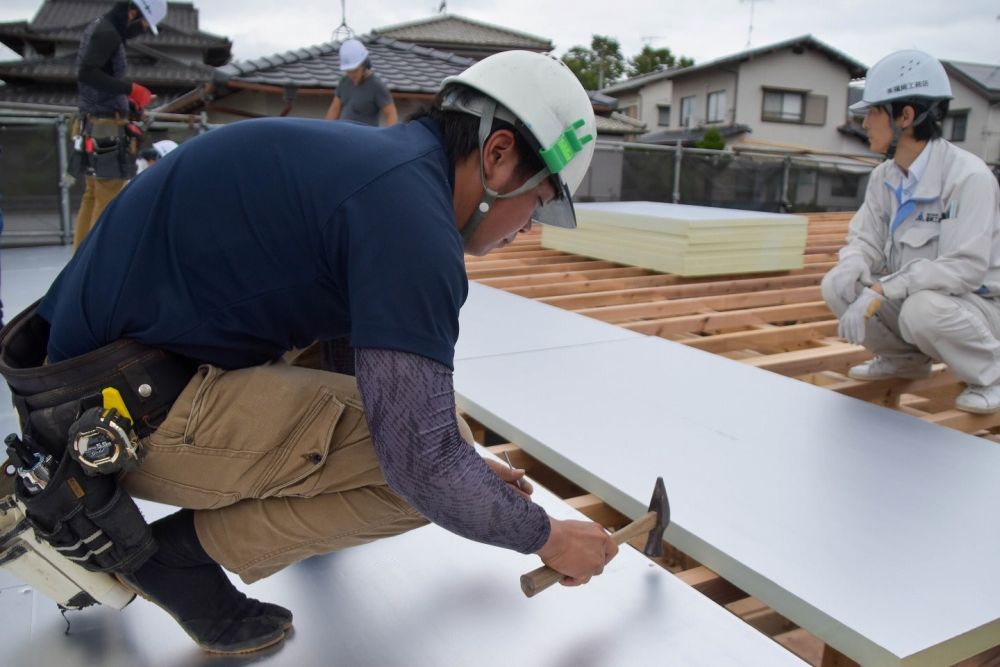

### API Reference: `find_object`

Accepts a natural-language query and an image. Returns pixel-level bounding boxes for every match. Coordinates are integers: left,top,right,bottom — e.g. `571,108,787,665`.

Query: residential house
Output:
838,60,999,167
601,35,869,156
369,13,552,61
0,0,231,109
163,33,645,138
162,36,475,123
599,67,674,133
939,61,999,165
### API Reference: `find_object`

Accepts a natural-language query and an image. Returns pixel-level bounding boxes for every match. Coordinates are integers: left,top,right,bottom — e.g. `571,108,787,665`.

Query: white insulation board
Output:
542,201,809,276
455,336,1000,667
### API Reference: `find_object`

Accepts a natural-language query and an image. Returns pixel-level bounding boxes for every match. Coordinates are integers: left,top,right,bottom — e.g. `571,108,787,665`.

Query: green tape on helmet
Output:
539,118,594,175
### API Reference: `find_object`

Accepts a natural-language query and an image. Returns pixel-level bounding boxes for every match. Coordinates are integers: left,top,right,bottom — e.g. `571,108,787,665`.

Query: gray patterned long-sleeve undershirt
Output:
354,346,550,553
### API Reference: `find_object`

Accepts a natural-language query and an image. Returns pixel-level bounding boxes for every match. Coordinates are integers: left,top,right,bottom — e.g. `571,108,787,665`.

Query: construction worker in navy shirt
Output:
72,0,165,247
822,50,1000,413
0,51,616,654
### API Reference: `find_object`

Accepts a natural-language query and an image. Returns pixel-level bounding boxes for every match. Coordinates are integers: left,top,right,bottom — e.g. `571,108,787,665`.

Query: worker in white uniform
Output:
821,49,1000,413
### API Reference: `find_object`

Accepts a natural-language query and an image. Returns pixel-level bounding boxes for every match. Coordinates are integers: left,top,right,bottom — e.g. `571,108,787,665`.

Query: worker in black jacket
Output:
72,0,165,247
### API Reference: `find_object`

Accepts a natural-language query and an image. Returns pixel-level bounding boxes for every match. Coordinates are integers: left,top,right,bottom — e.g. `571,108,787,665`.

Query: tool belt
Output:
69,115,138,180
0,301,198,573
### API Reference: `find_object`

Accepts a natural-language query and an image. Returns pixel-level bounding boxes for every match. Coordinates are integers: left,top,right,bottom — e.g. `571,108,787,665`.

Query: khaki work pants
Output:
73,175,127,247
123,361,473,583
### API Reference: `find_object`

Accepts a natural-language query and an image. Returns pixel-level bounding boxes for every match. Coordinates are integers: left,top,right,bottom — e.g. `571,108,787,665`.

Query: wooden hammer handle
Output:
519,511,657,598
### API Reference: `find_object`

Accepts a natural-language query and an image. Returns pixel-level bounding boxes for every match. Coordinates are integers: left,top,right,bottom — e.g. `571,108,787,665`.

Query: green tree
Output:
561,35,625,90
626,46,694,78
696,127,726,150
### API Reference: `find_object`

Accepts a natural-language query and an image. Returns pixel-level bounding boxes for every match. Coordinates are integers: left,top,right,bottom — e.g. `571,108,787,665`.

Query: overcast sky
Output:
1,0,998,74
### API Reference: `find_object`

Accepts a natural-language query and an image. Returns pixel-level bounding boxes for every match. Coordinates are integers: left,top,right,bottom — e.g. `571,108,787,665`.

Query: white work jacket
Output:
839,139,1000,300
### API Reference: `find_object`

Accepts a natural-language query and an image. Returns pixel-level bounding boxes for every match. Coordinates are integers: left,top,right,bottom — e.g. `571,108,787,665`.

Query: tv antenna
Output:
641,36,663,47
739,0,770,49
332,0,355,41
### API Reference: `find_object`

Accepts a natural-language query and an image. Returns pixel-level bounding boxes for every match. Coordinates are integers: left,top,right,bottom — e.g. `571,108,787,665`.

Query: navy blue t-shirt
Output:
40,117,467,369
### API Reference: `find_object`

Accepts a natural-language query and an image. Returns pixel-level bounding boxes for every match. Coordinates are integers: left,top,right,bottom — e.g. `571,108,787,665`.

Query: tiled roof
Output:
0,0,230,54
638,123,753,145
31,0,196,33
217,36,475,93
601,35,866,95
0,50,213,87
943,61,1000,102
596,112,646,135
370,13,551,50
0,81,77,107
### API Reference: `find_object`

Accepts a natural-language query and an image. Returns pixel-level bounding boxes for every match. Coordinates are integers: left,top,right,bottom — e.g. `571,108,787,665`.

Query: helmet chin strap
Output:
460,98,549,244
883,100,939,161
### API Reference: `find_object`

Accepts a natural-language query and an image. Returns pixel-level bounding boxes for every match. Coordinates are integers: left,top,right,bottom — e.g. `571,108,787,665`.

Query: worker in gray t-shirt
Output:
325,38,398,127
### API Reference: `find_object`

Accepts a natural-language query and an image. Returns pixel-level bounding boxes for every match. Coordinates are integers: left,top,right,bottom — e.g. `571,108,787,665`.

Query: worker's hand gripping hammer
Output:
520,476,669,597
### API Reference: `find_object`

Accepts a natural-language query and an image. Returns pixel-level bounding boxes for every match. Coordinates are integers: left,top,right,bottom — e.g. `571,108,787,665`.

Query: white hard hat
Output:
339,39,369,71
132,0,167,35
153,139,178,158
441,50,596,230
849,49,952,114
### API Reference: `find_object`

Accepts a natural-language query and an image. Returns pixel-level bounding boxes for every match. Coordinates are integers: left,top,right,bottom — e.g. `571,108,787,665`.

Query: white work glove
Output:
838,287,883,345
829,257,872,303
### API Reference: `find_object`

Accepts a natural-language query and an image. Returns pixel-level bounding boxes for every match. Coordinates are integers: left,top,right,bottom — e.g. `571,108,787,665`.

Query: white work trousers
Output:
821,272,1000,386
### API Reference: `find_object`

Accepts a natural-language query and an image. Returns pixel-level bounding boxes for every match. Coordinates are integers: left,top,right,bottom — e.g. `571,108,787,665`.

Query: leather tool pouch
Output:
90,136,129,180
18,453,156,573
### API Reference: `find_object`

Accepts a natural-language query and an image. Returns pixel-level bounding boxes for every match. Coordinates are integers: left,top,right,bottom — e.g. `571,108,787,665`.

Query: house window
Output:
707,90,727,123
944,111,968,142
680,95,696,127
657,105,671,127
831,173,862,198
762,89,804,122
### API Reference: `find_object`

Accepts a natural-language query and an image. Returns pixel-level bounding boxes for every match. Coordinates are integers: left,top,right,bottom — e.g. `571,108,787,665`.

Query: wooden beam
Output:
684,321,839,353
543,274,825,311
726,597,798,636
925,409,1000,432
820,645,861,667
622,302,834,337
675,566,749,606
476,267,650,289
576,286,822,323
741,344,872,377
565,493,629,527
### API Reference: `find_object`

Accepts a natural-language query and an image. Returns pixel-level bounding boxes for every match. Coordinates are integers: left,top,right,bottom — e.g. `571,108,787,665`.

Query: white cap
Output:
153,139,178,158
849,49,952,114
132,0,167,35
339,39,369,71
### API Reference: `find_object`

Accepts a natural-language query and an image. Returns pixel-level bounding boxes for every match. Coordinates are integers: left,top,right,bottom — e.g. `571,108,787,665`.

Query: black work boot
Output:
118,509,292,654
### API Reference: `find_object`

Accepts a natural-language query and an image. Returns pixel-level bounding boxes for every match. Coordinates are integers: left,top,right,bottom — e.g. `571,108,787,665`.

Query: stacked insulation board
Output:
542,201,809,276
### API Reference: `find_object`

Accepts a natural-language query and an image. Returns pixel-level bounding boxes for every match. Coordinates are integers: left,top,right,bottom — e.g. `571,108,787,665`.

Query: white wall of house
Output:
944,75,1000,164
611,91,641,120
637,79,673,129
603,79,673,129
734,48,857,153
670,69,737,128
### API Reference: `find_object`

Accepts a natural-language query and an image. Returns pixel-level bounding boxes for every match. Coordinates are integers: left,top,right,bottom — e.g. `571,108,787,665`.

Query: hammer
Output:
520,476,670,597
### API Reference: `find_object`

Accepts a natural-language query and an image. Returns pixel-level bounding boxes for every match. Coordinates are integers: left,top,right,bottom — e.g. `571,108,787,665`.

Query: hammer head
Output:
642,476,670,558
